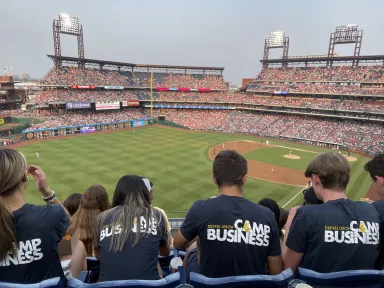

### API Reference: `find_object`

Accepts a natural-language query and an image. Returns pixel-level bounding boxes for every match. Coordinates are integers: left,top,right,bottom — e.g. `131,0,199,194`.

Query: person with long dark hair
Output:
94,175,170,281
0,149,69,284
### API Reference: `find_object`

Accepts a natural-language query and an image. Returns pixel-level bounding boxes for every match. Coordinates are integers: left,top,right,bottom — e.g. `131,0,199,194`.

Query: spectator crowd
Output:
25,109,148,131
156,109,384,155
257,66,384,82
40,67,226,89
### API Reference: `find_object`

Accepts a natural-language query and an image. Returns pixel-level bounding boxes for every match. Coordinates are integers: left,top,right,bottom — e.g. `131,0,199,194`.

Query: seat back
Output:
0,277,63,288
86,257,100,283
190,269,294,288
297,268,384,287
67,272,180,288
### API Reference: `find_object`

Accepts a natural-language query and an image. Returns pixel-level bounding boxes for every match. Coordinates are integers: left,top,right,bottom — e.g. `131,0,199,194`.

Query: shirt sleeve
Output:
154,207,172,232
93,214,102,250
285,208,308,253
50,205,70,244
180,201,200,241
159,212,169,246
268,213,282,256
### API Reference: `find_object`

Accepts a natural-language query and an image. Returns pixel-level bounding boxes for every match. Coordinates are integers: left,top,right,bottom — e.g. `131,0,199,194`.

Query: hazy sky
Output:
1,0,384,84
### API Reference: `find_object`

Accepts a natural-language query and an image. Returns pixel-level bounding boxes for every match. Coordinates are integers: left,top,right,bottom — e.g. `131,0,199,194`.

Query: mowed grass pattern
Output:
243,146,315,170
19,126,372,216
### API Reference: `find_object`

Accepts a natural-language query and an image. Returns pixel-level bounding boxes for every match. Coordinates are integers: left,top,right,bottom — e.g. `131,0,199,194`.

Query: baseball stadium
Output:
1,9,384,287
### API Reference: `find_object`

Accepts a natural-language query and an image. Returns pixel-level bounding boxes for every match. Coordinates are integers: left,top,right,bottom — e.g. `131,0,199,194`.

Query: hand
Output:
28,165,51,197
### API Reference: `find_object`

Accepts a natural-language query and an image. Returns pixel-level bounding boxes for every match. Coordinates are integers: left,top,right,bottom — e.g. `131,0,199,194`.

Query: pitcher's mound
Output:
346,156,357,162
284,154,300,160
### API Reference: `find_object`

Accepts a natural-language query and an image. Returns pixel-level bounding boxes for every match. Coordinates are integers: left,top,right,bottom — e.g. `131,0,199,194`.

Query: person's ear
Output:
376,176,384,186
212,175,218,186
22,170,28,183
242,174,248,185
311,174,321,188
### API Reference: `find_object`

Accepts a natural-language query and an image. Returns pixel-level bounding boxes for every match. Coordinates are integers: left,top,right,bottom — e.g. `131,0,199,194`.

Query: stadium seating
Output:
40,67,226,89
189,269,294,288
0,278,64,288
296,267,384,288
68,272,182,288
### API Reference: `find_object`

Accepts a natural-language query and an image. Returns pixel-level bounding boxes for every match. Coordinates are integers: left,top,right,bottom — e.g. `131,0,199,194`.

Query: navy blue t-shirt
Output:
286,199,380,273
0,204,69,284
94,207,168,281
372,200,384,269
180,195,281,278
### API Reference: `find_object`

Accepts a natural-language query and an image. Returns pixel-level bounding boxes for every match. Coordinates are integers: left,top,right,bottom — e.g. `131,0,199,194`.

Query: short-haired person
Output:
63,193,83,216
365,153,384,269
174,150,282,278
283,152,380,273
70,185,109,256
94,175,170,281
0,149,69,284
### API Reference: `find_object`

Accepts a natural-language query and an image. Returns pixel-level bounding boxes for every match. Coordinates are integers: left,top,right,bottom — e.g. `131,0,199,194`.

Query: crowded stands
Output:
256,66,384,82
24,109,148,130
40,67,226,89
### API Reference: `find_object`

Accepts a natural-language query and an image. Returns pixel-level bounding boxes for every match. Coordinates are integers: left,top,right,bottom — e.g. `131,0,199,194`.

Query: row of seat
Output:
2,268,384,288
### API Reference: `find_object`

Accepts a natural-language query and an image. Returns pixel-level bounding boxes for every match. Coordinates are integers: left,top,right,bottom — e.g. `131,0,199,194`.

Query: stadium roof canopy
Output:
261,55,384,66
47,55,225,73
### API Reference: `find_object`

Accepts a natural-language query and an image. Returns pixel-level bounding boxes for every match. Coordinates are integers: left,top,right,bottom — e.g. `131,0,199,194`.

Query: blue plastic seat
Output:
190,269,294,288
67,272,181,288
297,267,384,287
0,277,64,288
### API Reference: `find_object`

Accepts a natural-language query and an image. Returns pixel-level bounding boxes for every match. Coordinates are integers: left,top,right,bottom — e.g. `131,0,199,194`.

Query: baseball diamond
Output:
12,125,373,216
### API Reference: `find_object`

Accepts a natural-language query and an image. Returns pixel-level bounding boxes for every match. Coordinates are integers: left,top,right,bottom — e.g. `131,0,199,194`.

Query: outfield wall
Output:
22,118,154,140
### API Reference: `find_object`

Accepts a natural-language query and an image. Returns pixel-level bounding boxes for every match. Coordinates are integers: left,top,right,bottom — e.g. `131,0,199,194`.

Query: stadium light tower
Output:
52,13,85,68
327,24,363,67
262,31,289,69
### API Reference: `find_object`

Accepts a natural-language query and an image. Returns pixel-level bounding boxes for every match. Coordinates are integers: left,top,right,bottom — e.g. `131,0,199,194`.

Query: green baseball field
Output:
17,125,372,217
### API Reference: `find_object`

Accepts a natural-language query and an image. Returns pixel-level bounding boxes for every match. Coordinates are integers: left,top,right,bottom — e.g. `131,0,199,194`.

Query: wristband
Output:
42,191,56,202
47,197,57,203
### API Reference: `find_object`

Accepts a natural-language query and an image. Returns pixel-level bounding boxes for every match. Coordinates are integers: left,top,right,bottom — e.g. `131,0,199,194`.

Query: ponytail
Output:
0,198,16,260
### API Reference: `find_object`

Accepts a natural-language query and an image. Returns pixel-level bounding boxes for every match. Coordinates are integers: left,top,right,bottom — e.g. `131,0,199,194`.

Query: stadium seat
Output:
297,267,384,287
67,272,181,288
0,277,64,288
189,269,294,288
86,257,100,283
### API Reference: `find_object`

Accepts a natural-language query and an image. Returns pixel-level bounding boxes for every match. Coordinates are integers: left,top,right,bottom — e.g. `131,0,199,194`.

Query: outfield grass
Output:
19,126,372,216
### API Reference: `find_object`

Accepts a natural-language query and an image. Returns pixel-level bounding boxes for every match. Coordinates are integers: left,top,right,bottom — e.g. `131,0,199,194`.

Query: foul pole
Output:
150,72,153,119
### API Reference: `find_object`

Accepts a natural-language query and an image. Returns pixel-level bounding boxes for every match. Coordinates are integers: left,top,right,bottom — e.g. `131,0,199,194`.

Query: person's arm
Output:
173,202,199,250
28,165,70,216
282,207,306,273
266,211,283,275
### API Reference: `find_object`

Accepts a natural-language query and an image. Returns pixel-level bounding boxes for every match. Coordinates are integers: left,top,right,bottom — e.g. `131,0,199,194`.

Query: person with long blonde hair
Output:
70,185,109,256
0,149,69,284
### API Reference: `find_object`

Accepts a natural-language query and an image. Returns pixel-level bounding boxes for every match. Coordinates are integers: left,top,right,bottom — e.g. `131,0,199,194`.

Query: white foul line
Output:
282,187,306,208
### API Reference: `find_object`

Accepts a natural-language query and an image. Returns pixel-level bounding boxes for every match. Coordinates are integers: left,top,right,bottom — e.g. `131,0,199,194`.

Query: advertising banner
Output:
66,102,91,110
156,87,169,91
104,86,124,90
71,85,95,89
198,88,211,92
0,118,4,125
126,100,140,107
178,88,190,91
95,102,120,110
